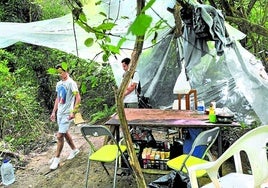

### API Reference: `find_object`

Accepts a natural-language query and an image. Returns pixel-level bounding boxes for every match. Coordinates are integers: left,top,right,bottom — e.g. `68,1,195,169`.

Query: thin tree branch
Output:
226,16,268,37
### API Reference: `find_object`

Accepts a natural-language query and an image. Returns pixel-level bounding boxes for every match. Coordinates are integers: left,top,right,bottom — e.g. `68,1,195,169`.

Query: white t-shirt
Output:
56,77,78,115
123,71,140,103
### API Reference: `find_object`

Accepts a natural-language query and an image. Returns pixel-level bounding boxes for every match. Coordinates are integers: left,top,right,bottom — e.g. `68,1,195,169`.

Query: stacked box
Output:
141,147,170,170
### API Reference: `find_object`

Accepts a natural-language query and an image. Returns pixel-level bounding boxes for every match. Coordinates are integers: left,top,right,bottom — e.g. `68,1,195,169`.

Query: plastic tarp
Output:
0,0,268,125
0,0,174,61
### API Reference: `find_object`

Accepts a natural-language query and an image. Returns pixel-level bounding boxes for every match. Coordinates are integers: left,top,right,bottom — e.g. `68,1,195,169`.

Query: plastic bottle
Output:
1,159,15,186
197,100,205,114
209,103,217,123
209,103,215,115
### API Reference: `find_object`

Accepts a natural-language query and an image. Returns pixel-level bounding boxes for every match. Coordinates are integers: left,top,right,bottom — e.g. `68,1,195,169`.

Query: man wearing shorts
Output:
49,64,81,170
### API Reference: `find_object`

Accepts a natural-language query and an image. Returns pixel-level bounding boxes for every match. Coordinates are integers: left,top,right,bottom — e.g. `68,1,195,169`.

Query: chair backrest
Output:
80,125,118,152
213,125,268,186
81,125,113,138
189,127,220,159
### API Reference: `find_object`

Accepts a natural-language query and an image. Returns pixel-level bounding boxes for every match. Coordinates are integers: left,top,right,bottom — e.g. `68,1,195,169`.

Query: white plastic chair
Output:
188,125,268,188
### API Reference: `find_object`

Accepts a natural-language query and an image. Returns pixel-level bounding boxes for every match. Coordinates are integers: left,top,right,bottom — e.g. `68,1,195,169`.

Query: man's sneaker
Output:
67,149,80,160
50,157,60,170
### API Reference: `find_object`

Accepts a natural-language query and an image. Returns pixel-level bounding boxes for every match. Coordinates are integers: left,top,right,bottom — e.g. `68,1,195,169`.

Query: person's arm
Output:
124,82,137,97
50,97,59,122
124,71,139,97
69,91,81,120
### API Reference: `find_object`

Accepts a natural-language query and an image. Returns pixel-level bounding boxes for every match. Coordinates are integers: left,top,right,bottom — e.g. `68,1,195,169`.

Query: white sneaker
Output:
50,157,60,170
67,149,80,160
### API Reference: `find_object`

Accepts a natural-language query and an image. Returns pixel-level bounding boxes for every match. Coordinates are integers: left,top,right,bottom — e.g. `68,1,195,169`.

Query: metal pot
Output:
216,114,234,123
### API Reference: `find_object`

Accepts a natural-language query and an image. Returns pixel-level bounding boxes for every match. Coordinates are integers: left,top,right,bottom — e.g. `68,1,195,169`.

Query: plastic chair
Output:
81,125,131,188
188,125,268,188
167,127,220,177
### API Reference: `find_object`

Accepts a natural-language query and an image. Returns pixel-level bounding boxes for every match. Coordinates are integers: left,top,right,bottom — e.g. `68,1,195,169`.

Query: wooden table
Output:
105,108,240,174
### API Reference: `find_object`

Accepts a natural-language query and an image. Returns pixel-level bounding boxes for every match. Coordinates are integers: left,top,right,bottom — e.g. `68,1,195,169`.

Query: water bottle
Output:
197,100,205,114
1,159,15,186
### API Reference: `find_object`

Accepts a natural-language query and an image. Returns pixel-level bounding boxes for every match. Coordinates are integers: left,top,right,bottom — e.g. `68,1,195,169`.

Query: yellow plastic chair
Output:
81,125,131,188
188,125,268,188
167,127,220,177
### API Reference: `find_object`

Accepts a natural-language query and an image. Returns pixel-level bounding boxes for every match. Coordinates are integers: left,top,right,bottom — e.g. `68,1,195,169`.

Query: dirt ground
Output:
1,124,232,188
1,125,166,188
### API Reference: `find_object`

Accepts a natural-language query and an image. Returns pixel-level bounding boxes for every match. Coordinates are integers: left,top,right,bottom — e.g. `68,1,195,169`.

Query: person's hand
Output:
68,112,75,120
50,112,56,122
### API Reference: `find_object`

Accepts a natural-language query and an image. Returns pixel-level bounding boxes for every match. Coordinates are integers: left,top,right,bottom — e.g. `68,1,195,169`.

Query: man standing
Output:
121,57,140,108
49,63,80,170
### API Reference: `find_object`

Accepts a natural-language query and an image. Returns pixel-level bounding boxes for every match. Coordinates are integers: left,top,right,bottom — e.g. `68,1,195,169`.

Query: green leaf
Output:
99,11,107,17
117,37,126,48
0,62,9,73
61,62,68,71
107,44,120,54
129,14,152,36
95,1,102,5
79,12,87,23
81,82,87,94
95,32,105,40
121,16,129,19
84,38,94,47
104,36,111,43
47,67,57,75
96,22,116,31
141,0,156,13
102,53,109,62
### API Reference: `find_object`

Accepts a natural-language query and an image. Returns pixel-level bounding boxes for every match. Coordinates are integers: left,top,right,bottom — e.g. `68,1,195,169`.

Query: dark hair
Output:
121,58,131,65
55,64,67,72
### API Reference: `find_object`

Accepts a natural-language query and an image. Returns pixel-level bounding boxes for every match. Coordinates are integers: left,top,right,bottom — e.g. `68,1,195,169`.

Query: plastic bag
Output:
148,170,191,188
173,61,191,94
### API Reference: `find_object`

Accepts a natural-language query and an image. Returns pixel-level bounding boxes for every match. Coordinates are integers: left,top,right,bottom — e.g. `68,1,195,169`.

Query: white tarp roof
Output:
0,0,175,61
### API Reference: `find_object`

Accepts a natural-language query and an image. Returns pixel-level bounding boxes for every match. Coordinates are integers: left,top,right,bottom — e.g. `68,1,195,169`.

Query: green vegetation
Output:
0,43,117,155
0,49,47,153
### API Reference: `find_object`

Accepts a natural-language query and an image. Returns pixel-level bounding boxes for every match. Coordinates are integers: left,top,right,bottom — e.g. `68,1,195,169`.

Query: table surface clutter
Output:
105,108,239,128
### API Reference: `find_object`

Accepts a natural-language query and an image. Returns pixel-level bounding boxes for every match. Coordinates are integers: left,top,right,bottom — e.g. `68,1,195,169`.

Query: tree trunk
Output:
115,0,147,187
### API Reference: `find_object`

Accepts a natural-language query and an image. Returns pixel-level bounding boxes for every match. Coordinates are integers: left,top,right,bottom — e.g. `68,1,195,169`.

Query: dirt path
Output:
2,125,163,188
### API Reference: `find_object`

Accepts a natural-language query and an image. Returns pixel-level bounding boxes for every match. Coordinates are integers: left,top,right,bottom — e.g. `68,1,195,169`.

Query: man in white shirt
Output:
49,64,80,170
121,58,140,108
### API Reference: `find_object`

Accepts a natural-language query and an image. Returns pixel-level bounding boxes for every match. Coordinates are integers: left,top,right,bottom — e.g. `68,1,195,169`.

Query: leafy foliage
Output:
75,60,117,121
204,0,268,68
0,0,42,22
0,50,47,153
35,0,70,20
1,42,118,154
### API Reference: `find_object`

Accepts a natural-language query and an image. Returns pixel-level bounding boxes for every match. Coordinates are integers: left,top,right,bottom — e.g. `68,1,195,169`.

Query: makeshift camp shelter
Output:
0,0,267,125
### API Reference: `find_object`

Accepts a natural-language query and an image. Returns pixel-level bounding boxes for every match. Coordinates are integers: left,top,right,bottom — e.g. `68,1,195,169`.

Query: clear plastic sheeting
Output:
110,34,180,108
187,44,264,125
113,25,268,125
0,0,175,61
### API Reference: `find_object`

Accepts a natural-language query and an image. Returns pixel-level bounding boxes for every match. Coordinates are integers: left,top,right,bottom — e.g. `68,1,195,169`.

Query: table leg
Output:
218,129,223,176
115,126,120,143
105,125,120,144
